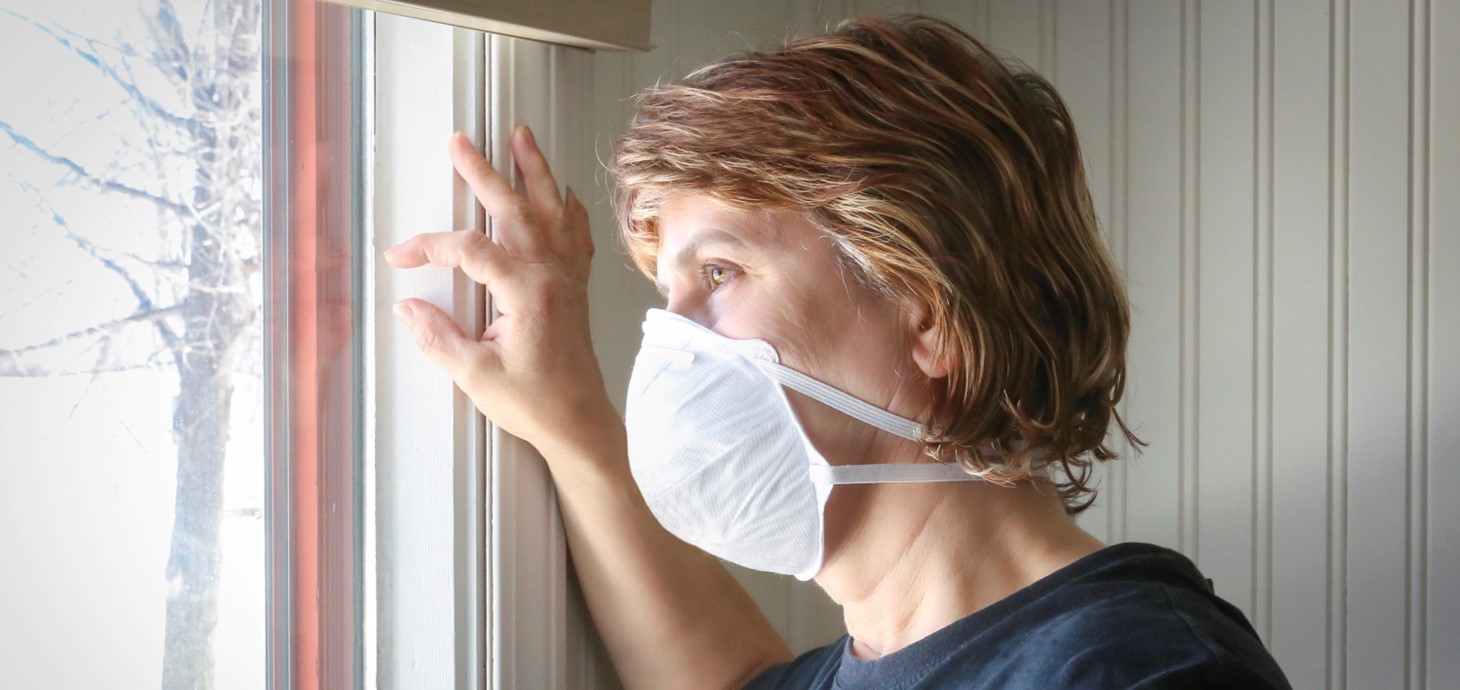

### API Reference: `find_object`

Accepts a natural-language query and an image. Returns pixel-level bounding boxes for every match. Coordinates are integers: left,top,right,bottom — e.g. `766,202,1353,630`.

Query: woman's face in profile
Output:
652,192,936,469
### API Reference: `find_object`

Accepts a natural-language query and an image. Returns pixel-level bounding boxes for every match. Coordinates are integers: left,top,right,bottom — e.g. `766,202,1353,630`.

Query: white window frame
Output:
371,13,605,688
264,2,370,687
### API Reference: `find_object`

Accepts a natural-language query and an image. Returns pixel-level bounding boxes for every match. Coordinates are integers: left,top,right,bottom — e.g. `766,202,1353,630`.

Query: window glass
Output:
0,1,264,687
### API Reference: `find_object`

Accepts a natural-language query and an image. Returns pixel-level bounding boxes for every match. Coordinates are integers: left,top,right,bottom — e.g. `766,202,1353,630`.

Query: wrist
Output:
533,399,627,471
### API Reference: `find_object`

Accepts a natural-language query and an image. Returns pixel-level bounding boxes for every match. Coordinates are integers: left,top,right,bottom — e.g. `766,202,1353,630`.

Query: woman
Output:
384,15,1291,690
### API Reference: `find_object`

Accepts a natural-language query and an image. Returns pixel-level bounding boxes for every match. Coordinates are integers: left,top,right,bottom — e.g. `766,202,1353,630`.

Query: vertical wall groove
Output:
1040,0,1056,81
1326,0,1350,686
1403,0,1414,682
1179,0,1201,560
1103,0,1127,542
1407,0,1431,687
1253,0,1276,646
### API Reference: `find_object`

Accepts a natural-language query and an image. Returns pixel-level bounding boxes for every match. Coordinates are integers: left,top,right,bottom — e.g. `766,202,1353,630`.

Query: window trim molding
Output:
485,33,611,689
371,18,608,689
486,37,567,687
262,1,293,685
452,25,490,690
264,2,369,688
319,0,652,52
371,12,489,688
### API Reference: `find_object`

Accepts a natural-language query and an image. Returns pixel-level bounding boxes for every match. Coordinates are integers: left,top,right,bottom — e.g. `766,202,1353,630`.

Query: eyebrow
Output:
653,229,749,297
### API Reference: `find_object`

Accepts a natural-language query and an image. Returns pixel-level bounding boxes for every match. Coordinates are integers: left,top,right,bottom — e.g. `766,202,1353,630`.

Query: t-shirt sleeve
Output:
1039,585,1293,690
741,639,843,690
1122,652,1293,690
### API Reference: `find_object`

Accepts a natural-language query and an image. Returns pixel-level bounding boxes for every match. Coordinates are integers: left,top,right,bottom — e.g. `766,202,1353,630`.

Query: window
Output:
2,0,634,686
0,0,369,687
0,0,268,687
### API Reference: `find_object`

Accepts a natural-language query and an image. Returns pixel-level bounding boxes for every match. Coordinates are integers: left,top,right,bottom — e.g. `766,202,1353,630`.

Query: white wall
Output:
580,1,1459,689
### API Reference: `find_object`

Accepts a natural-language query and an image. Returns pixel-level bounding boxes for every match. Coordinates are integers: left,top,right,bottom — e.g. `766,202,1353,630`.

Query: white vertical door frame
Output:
486,34,593,689
373,13,488,689
453,28,490,690
377,20,607,689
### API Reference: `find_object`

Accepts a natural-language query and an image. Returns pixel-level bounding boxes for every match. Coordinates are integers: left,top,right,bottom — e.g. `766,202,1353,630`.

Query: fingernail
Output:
520,124,535,147
393,301,414,324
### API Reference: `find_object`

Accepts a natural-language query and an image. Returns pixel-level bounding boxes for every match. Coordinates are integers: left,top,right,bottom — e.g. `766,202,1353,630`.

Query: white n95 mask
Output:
624,307,982,581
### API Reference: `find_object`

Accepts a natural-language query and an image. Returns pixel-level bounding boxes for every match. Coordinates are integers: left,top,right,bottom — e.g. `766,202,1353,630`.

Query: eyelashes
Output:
697,261,739,293
654,261,742,304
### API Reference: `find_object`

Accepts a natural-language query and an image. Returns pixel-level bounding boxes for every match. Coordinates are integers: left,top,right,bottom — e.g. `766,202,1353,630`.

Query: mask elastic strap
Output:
754,360,924,441
808,462,982,486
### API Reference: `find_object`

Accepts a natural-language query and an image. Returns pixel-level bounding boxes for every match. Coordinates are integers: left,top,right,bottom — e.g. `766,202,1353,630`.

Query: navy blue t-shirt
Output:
744,542,1291,689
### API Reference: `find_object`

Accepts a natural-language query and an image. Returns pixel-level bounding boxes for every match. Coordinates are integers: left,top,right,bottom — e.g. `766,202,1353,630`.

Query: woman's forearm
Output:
544,421,794,689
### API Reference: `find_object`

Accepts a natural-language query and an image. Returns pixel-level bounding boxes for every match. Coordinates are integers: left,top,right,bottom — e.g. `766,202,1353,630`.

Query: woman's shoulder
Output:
743,542,1293,689
992,541,1293,688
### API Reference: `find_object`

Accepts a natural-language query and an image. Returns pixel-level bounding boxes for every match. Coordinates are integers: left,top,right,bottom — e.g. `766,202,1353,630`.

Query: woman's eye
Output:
699,263,735,292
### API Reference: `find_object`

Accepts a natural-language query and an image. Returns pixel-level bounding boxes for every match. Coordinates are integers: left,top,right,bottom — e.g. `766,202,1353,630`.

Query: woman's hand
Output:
388,128,793,687
384,126,618,461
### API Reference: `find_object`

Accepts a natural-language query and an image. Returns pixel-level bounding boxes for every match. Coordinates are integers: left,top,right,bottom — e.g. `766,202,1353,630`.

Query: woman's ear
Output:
906,299,954,380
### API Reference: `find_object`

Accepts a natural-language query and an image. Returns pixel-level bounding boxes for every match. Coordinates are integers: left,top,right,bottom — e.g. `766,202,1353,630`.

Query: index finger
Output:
384,229,512,287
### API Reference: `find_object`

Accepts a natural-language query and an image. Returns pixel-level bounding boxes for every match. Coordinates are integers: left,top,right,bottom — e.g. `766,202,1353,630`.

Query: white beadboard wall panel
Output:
1269,0,1334,684
1407,2,1433,688
1195,0,1258,617
1177,0,1203,566
988,0,1044,71
1326,1,1352,685
1347,0,1416,688
1120,0,1185,552
572,0,1454,687
1407,5,1431,680
1428,5,1457,689
1252,0,1274,641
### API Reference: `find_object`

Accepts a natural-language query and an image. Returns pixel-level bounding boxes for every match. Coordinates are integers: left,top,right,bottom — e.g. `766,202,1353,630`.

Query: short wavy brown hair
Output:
608,14,1143,514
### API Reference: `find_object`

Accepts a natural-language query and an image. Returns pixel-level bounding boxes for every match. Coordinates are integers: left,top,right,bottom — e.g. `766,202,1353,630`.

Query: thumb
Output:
394,298,494,383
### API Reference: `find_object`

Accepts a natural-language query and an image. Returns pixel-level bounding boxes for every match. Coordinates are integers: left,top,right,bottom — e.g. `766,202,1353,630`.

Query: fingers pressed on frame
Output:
510,125,565,221
384,229,512,288
447,132,546,256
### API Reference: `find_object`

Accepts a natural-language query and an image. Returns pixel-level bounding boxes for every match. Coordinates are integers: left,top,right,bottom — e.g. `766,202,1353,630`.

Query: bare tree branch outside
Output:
0,0,263,687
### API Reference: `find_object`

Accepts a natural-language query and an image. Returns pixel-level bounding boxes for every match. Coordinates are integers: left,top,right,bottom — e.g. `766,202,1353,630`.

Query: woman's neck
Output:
814,474,1106,659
